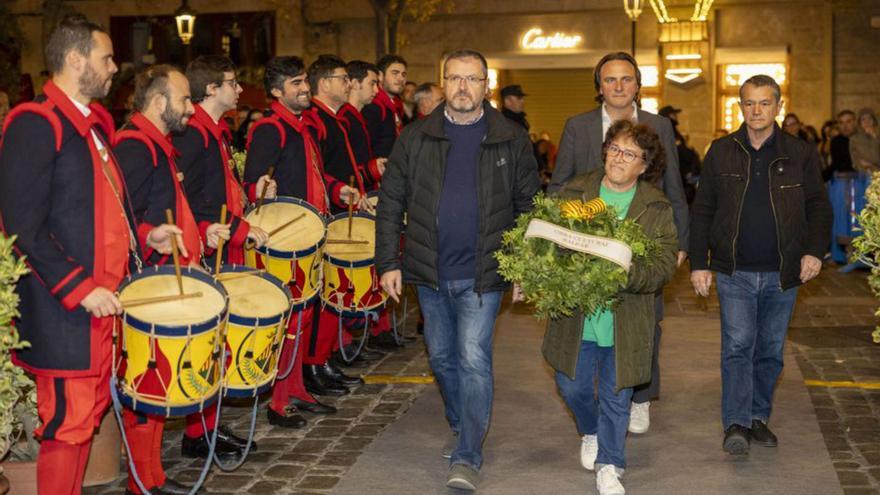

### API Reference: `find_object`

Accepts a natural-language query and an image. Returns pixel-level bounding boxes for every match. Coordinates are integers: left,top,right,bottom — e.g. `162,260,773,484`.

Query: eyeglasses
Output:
444,75,487,86
221,78,240,88
326,74,351,83
606,144,645,164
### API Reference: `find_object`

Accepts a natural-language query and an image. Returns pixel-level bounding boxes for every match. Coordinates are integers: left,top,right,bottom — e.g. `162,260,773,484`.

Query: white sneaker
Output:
580,434,598,470
628,401,650,434
596,464,625,495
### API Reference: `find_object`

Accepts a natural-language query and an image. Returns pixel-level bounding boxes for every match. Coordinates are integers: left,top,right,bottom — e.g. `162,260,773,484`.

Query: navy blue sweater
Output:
437,115,487,280
736,130,781,271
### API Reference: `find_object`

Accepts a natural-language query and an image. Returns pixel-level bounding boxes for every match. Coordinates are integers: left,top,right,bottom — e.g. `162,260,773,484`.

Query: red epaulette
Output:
112,129,158,168
187,119,211,149
88,103,116,141
1,102,63,152
246,116,286,150
302,109,327,141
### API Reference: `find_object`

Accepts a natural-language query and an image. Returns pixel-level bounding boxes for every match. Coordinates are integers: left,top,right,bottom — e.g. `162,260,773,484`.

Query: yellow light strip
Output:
691,0,714,21
649,0,677,23
363,374,436,384
665,53,703,60
804,379,880,390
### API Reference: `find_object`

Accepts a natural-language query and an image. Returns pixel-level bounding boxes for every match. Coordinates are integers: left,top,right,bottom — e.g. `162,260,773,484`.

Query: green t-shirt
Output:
582,182,637,346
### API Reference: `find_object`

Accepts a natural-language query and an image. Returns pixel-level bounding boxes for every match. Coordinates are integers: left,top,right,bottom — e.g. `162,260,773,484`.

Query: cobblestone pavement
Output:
664,263,880,495
85,264,880,495
84,304,432,495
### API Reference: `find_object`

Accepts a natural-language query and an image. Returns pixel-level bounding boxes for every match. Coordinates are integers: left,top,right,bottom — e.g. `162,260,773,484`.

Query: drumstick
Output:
122,292,204,309
326,238,369,244
165,209,184,295
348,175,355,239
255,166,275,215
214,269,267,282
244,213,307,249
214,204,228,275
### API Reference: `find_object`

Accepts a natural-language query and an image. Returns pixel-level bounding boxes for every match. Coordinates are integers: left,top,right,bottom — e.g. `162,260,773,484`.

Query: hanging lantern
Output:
623,0,644,21
175,0,197,45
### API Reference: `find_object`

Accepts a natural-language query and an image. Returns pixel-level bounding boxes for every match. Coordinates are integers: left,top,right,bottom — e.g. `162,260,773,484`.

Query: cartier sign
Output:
520,28,583,50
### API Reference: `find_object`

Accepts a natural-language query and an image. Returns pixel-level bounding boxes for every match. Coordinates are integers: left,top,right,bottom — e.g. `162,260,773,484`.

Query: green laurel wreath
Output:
496,193,660,320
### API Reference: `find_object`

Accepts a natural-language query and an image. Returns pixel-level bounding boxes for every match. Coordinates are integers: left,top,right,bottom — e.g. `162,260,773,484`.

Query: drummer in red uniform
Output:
172,55,268,456
113,64,211,495
244,56,357,421
0,16,178,495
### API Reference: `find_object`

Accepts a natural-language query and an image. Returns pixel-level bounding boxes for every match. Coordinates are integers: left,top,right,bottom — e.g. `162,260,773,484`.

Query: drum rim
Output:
116,383,220,417
249,196,328,259
290,292,318,312
224,382,272,397
323,211,375,267
321,298,387,317
217,264,293,327
119,265,229,336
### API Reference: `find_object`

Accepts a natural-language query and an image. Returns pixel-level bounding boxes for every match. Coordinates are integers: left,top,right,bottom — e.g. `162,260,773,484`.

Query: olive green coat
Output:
541,169,679,390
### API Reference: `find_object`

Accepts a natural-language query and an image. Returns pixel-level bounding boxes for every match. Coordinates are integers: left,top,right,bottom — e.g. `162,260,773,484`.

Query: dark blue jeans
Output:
715,271,798,430
556,340,633,470
417,279,503,470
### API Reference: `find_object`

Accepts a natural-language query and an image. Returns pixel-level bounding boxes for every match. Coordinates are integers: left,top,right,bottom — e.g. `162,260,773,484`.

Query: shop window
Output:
718,63,788,131
640,65,660,114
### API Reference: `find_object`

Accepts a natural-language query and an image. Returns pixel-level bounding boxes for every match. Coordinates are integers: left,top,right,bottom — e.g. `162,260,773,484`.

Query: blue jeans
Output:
416,279,503,470
716,271,798,430
556,341,633,470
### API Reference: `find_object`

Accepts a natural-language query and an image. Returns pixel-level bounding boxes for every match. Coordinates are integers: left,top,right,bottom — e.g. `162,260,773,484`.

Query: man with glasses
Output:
298,54,370,398
548,52,689,437
376,49,539,491
363,54,407,158
173,55,270,456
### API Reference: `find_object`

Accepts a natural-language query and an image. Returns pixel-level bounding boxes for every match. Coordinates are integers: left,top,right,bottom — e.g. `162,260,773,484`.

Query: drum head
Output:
220,273,290,318
121,274,226,326
247,199,325,253
325,216,375,263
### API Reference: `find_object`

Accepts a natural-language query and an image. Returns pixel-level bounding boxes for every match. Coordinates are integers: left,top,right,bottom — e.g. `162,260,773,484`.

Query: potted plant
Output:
0,233,38,495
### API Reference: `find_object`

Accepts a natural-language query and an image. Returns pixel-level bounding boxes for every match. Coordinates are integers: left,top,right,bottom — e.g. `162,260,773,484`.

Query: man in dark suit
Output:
548,52,689,437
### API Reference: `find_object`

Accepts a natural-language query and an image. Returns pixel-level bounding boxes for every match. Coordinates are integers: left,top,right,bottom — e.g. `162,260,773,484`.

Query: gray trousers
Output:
632,295,663,403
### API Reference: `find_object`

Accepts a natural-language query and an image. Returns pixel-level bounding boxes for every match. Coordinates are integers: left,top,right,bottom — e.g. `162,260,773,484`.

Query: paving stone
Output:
305,426,350,438
348,424,386,437
264,463,305,479
372,402,404,414
842,488,879,495
318,418,356,426
359,414,396,425
249,481,288,494
835,461,864,470
293,439,334,453
205,474,253,490
277,452,320,464
837,470,872,486
318,452,360,467
333,436,373,451
297,475,341,489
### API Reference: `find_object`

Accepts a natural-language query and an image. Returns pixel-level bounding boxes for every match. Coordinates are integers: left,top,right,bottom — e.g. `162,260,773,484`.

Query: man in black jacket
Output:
376,49,539,491
690,75,832,456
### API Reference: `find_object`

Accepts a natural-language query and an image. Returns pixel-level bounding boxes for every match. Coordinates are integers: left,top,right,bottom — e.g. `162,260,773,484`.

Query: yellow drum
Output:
217,265,292,397
115,265,228,417
321,213,388,317
245,196,326,310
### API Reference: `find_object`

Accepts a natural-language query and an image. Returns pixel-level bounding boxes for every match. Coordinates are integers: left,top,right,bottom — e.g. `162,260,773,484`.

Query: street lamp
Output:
623,0,644,56
175,0,197,45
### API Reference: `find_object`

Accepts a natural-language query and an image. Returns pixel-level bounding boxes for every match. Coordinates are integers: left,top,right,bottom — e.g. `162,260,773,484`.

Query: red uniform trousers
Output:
303,306,342,365
270,305,315,412
34,319,112,495
122,410,167,493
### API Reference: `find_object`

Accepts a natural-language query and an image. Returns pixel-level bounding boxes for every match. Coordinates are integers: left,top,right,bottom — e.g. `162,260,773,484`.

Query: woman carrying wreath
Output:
542,120,678,495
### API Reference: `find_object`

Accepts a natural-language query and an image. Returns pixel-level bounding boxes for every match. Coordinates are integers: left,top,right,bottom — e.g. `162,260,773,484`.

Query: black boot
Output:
216,424,257,452
267,407,307,428
159,478,192,495
291,396,337,414
303,364,350,396
368,331,403,352
324,362,364,387
181,432,242,462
